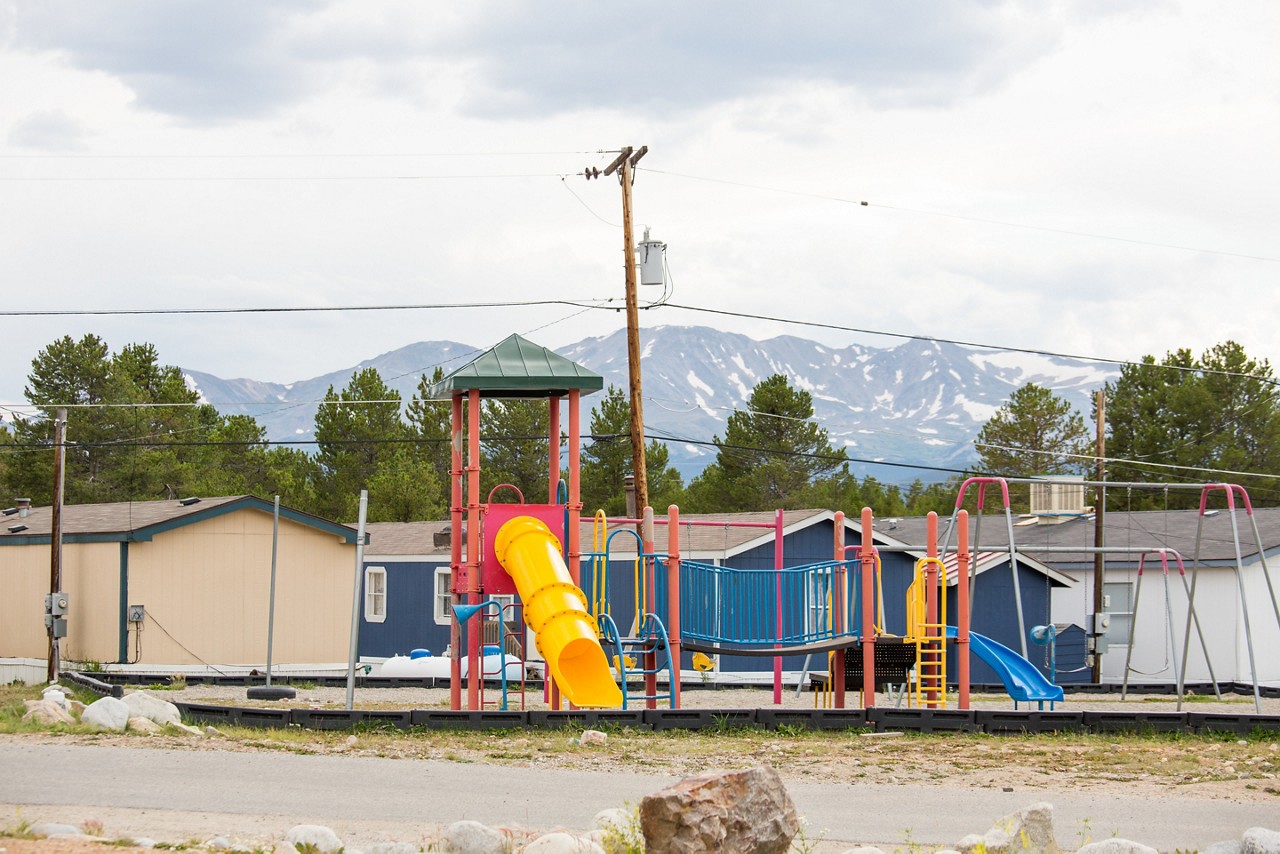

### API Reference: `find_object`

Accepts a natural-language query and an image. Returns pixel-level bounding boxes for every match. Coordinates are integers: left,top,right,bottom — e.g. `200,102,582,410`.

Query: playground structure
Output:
428,336,1278,714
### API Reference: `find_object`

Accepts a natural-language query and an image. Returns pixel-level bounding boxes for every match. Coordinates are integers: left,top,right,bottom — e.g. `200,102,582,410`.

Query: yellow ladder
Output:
907,557,948,708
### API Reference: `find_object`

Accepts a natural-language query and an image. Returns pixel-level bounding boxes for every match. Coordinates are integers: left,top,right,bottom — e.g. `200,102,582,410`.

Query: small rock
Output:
365,843,420,854
164,721,205,737
22,698,76,726
1243,826,1280,854
206,836,232,850
128,838,157,849
69,699,87,718
128,716,164,734
523,831,605,853
444,819,508,854
204,726,225,737
579,729,607,746
123,690,182,726
1204,842,1243,854
284,825,344,853
346,735,358,747
593,807,632,835
41,686,70,709
82,696,130,732
858,731,903,738
1076,840,1158,854
29,823,84,838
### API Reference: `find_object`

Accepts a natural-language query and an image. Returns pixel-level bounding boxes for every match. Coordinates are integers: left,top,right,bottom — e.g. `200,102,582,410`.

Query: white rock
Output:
41,686,70,708
1076,841,1159,854
1204,843,1243,854
523,831,605,853
592,807,631,834
207,836,232,849
444,819,508,854
128,715,164,734
82,696,130,732
955,802,1058,854
129,838,157,849
23,698,76,725
284,824,344,853
205,726,225,737
123,690,182,726
579,729,607,746
29,822,84,838
1244,827,1280,854
165,721,205,737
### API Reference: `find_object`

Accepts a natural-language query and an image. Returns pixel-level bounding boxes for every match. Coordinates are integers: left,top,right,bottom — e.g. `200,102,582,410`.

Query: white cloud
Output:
0,0,1276,416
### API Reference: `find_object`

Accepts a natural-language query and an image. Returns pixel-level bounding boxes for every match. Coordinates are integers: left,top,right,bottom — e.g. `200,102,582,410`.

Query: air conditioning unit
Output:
1029,476,1086,518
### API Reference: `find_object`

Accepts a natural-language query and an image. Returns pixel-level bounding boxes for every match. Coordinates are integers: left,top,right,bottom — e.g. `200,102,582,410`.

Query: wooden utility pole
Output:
1092,390,1106,683
591,145,650,513
48,408,67,683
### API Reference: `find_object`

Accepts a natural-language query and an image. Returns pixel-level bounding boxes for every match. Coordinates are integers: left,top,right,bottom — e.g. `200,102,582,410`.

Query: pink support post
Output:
833,511,846,709
860,507,877,707
548,395,561,504
773,508,784,705
668,505,682,710
956,509,971,710
643,505,658,708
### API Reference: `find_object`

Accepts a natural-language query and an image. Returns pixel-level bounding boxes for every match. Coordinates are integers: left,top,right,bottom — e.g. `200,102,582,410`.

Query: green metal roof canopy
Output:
426,334,604,399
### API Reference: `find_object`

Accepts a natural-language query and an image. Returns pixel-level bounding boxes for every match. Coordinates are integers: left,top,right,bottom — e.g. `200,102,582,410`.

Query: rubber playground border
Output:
60,672,1280,737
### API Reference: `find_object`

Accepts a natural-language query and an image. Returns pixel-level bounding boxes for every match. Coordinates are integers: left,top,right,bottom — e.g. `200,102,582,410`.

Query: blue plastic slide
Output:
945,626,1064,706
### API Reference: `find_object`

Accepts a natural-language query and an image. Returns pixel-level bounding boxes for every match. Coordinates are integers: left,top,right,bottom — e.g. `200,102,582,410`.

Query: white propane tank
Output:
638,227,666,287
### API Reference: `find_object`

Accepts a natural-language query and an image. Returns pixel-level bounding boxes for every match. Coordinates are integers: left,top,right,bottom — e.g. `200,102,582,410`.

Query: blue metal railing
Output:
677,559,858,647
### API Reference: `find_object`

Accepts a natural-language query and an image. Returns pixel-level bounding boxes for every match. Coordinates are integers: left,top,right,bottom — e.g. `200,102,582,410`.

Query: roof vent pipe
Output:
15,498,31,518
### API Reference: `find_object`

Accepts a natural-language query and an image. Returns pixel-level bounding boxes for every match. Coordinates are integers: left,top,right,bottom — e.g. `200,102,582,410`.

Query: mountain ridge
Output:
182,325,1116,482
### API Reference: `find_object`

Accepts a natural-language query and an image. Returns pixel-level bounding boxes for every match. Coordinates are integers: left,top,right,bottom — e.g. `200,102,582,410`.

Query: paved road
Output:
1,742,1274,850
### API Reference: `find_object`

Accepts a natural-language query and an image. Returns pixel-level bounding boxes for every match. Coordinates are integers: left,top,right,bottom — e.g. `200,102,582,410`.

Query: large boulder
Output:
444,820,509,854
23,698,76,726
123,690,181,726
639,766,799,854
1244,827,1280,854
955,802,1059,854
81,696,130,732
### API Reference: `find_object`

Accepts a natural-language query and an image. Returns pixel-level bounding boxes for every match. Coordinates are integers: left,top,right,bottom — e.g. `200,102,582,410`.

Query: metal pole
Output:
345,490,369,711
1092,389,1106,683
47,408,66,684
265,496,280,687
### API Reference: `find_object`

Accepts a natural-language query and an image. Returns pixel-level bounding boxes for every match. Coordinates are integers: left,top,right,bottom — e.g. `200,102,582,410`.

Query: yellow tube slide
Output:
494,516,623,708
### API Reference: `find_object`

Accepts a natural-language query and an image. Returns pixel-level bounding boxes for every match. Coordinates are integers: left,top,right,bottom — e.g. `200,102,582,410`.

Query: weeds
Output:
598,804,645,854
789,817,827,853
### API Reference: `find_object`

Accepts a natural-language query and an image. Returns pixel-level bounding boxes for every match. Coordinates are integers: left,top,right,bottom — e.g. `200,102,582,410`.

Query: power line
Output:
640,167,1280,263
0,297,617,318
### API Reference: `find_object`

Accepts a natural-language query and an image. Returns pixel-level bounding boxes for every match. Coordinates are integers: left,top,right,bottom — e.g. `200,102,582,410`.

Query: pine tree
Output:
580,385,684,515
686,374,846,511
314,368,406,520
975,383,1090,479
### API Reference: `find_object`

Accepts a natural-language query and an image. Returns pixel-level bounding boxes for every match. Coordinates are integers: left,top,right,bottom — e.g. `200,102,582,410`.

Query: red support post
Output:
466,388,482,711
449,394,464,711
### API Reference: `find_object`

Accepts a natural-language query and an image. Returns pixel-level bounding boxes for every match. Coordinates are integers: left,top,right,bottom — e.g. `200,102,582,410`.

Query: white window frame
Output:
434,568,453,625
1103,580,1135,645
364,566,387,623
433,567,518,626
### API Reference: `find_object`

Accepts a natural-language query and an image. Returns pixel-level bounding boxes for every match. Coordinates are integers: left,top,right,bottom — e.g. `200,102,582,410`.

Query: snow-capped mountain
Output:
182,326,1116,483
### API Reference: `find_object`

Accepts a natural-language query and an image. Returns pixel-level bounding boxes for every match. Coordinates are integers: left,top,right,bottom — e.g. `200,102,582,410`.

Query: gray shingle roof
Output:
0,496,360,544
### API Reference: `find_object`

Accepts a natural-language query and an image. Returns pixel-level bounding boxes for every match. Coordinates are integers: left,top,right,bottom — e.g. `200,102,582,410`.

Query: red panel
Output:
480,503,567,596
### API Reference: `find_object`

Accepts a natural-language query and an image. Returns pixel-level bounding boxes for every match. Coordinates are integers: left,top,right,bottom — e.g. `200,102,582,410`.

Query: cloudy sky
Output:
1,1,1276,413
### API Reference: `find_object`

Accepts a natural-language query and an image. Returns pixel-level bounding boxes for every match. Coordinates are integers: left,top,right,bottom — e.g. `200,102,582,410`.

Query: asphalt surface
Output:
1,742,1276,850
